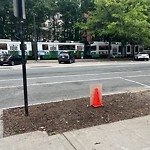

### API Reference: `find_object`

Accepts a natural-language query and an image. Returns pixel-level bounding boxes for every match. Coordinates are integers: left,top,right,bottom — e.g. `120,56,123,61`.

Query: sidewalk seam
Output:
62,133,77,150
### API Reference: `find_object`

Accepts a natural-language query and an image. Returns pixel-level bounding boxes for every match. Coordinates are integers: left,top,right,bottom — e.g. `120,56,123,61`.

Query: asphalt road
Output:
0,61,150,109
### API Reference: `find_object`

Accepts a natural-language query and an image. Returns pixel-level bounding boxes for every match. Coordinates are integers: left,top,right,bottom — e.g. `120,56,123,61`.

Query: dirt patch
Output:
3,90,150,137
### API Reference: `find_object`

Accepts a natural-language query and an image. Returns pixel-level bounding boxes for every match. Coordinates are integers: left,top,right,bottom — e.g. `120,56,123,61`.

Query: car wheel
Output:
146,59,149,61
69,59,72,64
59,61,61,64
0,64,3,66
10,61,15,66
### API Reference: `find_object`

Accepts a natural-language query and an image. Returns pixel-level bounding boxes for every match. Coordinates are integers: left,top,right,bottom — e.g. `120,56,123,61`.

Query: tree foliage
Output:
0,0,149,45
82,0,150,45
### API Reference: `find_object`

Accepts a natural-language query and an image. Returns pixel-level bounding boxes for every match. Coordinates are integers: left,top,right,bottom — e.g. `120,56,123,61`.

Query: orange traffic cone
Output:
90,87,103,107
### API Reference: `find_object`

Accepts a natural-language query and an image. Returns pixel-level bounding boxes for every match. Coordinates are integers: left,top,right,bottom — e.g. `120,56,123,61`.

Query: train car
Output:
0,39,145,60
0,40,31,58
36,41,84,59
90,42,109,58
133,45,144,55
90,41,144,58
0,40,10,55
90,42,122,58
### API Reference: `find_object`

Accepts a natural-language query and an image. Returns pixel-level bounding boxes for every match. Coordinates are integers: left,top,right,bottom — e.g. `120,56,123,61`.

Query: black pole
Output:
19,19,28,116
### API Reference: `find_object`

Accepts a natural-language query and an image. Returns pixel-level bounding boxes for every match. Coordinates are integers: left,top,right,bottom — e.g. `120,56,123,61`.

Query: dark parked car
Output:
58,51,75,64
0,54,23,66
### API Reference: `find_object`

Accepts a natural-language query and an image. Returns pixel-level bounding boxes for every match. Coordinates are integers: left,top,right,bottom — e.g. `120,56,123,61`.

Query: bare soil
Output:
3,90,150,137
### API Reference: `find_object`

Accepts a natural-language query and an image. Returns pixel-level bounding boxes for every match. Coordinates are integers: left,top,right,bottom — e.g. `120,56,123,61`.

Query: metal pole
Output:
19,19,28,116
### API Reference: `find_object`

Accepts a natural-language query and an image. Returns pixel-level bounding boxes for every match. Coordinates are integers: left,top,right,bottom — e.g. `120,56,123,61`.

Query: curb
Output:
0,109,3,138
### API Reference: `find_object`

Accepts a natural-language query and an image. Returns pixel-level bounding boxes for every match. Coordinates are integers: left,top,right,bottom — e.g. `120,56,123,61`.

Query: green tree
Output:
82,0,150,46
56,0,80,41
25,0,55,41
0,0,15,39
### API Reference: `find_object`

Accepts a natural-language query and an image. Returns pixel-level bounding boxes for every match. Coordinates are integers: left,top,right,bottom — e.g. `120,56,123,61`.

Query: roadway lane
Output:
0,61,150,109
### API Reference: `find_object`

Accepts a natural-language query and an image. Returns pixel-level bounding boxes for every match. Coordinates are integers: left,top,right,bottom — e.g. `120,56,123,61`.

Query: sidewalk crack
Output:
62,133,77,150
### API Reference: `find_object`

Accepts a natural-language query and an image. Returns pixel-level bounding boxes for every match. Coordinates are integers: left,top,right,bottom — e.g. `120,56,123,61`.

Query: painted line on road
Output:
0,73,101,82
1,70,150,82
120,77,150,88
0,77,121,89
1,73,150,89
101,70,143,75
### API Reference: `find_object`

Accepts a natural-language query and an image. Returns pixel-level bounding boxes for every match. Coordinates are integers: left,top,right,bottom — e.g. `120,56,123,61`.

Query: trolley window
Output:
77,46,82,51
112,47,118,55
0,44,7,50
91,46,96,51
42,44,48,50
127,46,131,52
10,45,18,50
49,46,56,50
99,50,108,54
118,46,122,53
99,45,109,50
58,45,75,50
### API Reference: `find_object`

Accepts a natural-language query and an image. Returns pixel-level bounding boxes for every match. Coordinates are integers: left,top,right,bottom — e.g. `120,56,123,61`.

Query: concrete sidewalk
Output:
0,115,150,150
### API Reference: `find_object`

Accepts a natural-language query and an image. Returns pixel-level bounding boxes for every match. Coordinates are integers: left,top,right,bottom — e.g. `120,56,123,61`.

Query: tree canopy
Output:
81,0,150,45
0,0,149,45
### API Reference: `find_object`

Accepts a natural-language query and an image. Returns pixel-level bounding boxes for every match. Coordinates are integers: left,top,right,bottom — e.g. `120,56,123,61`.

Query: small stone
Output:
95,142,101,145
40,126,44,129
39,126,46,131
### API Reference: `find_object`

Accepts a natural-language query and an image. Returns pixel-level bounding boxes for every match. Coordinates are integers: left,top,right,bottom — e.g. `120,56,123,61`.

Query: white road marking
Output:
0,73,100,82
101,70,143,74
0,70,150,82
0,77,121,89
0,72,150,89
121,77,150,87
125,74,150,78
